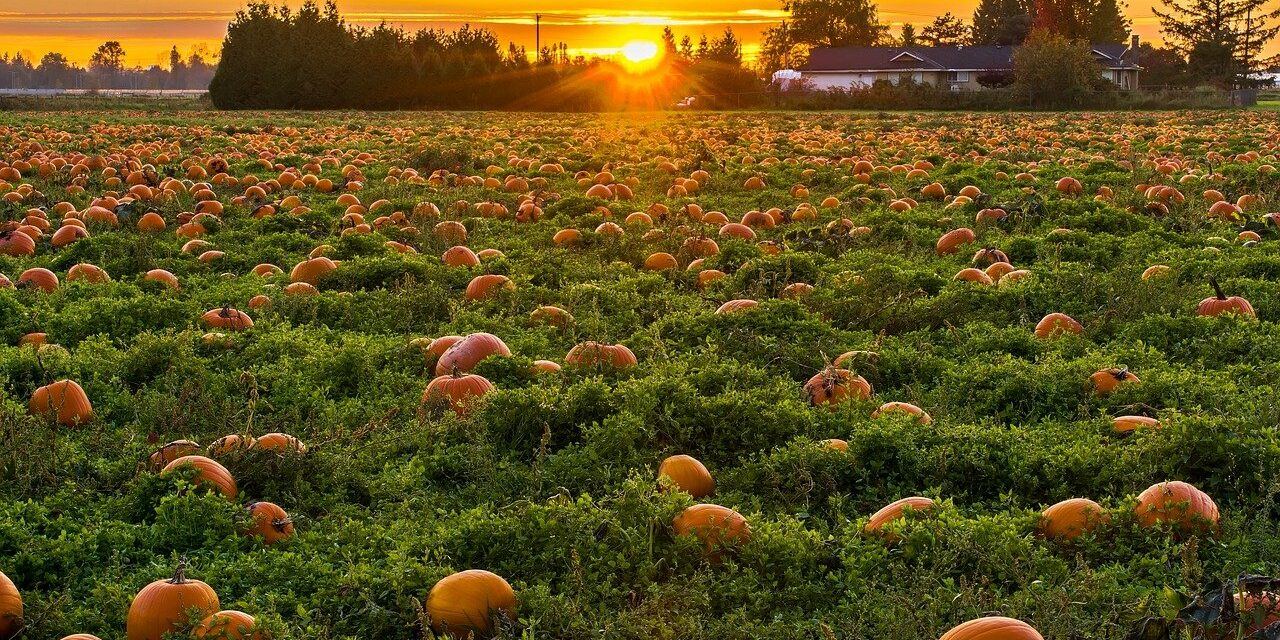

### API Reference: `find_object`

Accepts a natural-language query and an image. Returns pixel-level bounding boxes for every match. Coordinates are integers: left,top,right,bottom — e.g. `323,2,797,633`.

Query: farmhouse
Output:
798,35,1141,91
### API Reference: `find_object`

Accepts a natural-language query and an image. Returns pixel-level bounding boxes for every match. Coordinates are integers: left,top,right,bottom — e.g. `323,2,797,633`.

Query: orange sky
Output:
0,0,1275,68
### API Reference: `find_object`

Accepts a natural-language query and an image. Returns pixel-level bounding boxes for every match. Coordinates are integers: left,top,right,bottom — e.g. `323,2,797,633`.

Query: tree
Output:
899,23,919,46
1136,42,1192,86
921,13,971,45
89,41,126,80
36,52,74,88
1033,0,1130,41
757,22,798,72
1153,0,1280,85
972,0,1034,44
1086,0,1131,42
782,0,891,50
1013,29,1110,105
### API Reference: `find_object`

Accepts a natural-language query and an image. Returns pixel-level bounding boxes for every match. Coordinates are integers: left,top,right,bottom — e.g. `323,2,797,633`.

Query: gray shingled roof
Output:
800,44,1137,72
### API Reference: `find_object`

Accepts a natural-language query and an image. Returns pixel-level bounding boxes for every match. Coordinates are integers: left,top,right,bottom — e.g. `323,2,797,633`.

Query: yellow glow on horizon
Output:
621,40,658,63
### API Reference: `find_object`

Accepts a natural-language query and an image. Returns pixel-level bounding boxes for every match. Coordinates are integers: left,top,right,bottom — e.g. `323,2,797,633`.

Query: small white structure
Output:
771,69,803,91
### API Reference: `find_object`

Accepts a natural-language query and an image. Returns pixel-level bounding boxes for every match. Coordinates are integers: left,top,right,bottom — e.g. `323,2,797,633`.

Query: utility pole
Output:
536,14,541,61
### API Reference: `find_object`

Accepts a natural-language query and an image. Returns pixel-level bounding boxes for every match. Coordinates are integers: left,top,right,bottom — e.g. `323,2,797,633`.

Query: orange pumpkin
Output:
936,228,976,255
149,440,200,470
803,368,871,407
465,274,514,301
208,434,255,457
289,257,337,285
821,438,849,451
66,263,110,284
195,610,260,640
939,616,1043,640
0,571,20,640
17,268,58,293
1034,313,1083,338
126,562,221,640
0,230,35,257
244,502,295,545
1113,415,1160,433
442,246,481,267
435,333,512,376
29,379,93,426
1039,498,1108,541
530,305,574,328
1135,481,1219,534
423,371,495,416
673,504,751,557
716,299,759,314
872,401,932,424
565,342,637,370
864,496,935,535
1091,368,1139,395
1197,278,1255,318
201,307,254,331
161,455,238,499
657,454,715,497
143,269,179,290
253,433,307,454
426,570,517,638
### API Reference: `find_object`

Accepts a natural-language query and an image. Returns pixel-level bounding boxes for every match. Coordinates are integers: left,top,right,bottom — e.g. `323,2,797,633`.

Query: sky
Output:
0,0,1275,68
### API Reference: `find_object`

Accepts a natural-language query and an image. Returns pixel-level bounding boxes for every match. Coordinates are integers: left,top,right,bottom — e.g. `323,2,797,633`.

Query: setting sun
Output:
621,40,659,63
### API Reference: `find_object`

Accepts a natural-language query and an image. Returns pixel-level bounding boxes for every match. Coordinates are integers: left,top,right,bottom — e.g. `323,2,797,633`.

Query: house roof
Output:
800,44,1138,72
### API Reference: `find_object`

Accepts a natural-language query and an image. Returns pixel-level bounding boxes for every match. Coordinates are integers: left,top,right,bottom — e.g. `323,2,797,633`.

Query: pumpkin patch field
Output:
4,109,1280,639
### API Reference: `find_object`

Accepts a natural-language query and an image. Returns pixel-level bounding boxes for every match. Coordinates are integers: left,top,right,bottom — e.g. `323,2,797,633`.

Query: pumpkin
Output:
1091,368,1139,395
531,359,562,374
971,247,1009,266
253,433,306,454
530,305,574,329
149,440,200,470
29,379,93,426
201,307,254,331
424,335,464,363
936,228,976,255
144,269,179,290
208,434,255,457
872,401,932,424
657,454,715,497
51,224,90,247
250,264,283,277
67,263,110,284
126,561,221,640
284,282,318,296
423,371,495,416
435,333,512,376
939,616,1043,640
426,570,517,638
195,610,260,639
19,333,46,347
1235,592,1280,636
803,368,871,407
1135,480,1219,534
1039,498,1108,540
644,252,678,270
953,268,994,285
17,268,58,293
244,502,295,545
161,455,238,499
864,496,935,535
60,636,102,640
1197,277,1255,318
780,282,814,298
465,274,514,301
821,438,849,451
673,504,751,558
1034,313,1083,339
137,211,167,232
442,246,481,267
1113,415,1160,433
716,299,759,314
0,230,35,256
565,342,637,370
0,571,20,640
289,257,337,285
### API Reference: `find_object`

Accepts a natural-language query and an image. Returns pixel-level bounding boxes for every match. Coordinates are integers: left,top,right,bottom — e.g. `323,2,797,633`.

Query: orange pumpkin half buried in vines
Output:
426,569,517,638
126,561,221,640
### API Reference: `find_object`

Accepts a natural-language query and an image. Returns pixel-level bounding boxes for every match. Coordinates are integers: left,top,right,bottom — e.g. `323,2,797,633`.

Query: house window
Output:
948,71,970,83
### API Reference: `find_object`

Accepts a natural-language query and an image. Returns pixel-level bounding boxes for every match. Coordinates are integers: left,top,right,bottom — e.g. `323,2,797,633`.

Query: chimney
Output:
1130,34,1139,65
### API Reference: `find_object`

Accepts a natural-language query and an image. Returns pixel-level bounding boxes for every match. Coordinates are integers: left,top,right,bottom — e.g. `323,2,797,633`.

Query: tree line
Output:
0,43,214,91
207,1,756,109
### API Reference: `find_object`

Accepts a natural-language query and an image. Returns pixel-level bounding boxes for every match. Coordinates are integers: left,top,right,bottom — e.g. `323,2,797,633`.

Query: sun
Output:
619,40,661,72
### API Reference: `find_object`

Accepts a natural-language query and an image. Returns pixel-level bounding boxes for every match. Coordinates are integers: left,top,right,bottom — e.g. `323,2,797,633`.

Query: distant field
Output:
1,110,1280,640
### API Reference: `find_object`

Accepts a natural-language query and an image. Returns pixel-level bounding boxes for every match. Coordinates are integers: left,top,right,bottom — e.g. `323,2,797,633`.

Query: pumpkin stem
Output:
1113,368,1129,380
1209,277,1227,301
170,557,189,584
451,365,461,379
272,518,293,533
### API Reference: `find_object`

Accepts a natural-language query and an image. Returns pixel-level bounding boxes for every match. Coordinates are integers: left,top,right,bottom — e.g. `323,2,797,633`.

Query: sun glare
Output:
620,40,660,70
